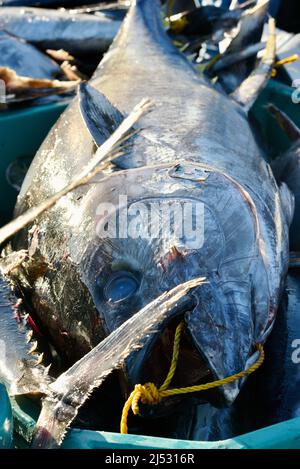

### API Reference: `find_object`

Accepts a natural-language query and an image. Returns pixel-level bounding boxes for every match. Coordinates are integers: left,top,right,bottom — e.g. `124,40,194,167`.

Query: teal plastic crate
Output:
252,79,300,158
0,101,68,224
9,396,300,449
1,80,300,449
0,384,13,449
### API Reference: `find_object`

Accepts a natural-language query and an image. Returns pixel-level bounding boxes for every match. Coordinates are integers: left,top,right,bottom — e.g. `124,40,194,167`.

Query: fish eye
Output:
104,271,140,303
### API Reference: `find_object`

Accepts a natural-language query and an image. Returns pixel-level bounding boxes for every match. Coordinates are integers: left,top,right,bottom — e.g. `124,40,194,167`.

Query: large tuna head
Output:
68,160,272,411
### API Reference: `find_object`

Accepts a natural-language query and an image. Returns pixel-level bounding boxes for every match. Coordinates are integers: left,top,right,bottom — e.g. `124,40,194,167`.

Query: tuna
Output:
0,31,62,80
0,0,293,447
0,7,121,57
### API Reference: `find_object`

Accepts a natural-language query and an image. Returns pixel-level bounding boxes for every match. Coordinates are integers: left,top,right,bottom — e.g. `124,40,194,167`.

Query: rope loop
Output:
120,321,265,434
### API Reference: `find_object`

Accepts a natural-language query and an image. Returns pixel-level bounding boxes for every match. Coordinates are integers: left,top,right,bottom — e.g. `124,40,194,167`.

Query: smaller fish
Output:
0,7,122,58
0,31,62,80
71,2,128,21
167,5,241,38
211,42,265,74
0,30,79,106
268,104,300,253
215,0,269,93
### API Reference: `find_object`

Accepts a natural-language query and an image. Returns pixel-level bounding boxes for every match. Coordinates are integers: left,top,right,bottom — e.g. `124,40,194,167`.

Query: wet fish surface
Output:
8,0,293,438
0,7,121,57
0,31,62,80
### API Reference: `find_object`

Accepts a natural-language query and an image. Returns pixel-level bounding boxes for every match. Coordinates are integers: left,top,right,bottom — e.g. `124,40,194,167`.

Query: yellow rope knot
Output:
120,321,265,434
133,383,161,412
120,383,162,434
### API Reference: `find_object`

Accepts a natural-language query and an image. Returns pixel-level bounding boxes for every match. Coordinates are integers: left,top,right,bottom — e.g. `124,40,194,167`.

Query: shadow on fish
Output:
0,0,294,447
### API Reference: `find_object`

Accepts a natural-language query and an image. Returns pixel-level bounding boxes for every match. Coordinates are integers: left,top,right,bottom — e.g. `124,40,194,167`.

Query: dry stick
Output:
0,98,152,246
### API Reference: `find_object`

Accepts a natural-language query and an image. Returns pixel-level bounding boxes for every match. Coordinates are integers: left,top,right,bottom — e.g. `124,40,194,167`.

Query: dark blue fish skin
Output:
217,1,269,94
152,271,300,441
262,271,300,424
272,141,300,252
215,271,300,435
0,31,61,79
0,7,121,57
12,0,292,410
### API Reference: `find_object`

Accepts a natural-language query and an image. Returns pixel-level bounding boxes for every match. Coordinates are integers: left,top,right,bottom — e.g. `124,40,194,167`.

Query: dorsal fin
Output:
231,17,276,112
79,82,124,146
267,104,300,142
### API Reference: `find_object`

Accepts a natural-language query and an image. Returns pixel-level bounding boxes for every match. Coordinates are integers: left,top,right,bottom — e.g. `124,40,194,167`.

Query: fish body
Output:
216,0,269,93
213,270,300,435
0,31,62,79
165,271,300,441
0,7,121,57
12,0,292,413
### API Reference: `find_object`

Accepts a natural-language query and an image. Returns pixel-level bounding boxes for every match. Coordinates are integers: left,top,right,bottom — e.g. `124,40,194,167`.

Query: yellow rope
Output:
120,321,265,434
272,54,299,77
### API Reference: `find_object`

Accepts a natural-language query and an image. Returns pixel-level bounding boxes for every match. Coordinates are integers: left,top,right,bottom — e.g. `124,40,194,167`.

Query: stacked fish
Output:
0,0,285,107
0,1,126,105
0,0,300,450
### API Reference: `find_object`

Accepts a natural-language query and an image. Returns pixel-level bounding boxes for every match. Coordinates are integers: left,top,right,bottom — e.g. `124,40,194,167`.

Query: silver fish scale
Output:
8,0,293,447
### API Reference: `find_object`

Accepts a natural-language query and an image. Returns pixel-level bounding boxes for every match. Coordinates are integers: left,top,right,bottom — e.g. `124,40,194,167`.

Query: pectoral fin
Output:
79,82,124,146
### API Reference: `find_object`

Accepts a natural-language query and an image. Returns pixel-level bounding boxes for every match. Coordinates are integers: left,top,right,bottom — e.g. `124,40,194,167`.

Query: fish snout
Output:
125,278,257,418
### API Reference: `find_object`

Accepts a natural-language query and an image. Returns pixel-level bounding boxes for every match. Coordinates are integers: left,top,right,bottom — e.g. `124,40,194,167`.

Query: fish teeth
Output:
26,330,33,343
44,364,52,375
29,341,38,354
34,353,44,367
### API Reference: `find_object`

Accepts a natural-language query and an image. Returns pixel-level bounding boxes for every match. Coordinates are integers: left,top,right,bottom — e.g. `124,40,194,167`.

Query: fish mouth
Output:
125,303,225,418
137,315,222,415
141,316,212,389
125,278,254,417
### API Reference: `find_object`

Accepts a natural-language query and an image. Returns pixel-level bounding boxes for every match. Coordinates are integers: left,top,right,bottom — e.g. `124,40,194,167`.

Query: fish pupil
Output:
104,271,139,303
